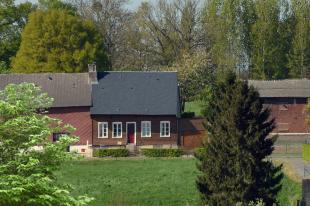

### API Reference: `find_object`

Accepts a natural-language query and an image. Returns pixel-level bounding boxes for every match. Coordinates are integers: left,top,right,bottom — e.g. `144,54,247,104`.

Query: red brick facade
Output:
48,107,92,145
91,115,178,146
263,97,309,133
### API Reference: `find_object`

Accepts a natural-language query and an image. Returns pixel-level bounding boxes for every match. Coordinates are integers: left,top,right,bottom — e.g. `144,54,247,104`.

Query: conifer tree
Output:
196,72,283,206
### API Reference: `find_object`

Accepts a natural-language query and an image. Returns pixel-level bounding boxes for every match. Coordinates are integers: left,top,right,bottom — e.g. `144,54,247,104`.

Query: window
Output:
160,121,170,137
52,133,69,142
112,122,122,138
141,121,151,137
98,122,108,138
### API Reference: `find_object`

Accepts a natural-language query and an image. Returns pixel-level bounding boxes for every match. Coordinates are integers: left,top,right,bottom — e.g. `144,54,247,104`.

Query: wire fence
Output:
272,142,303,157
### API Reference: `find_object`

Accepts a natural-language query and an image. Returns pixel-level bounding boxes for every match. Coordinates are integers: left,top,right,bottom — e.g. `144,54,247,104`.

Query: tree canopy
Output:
0,0,34,73
12,9,107,73
0,83,93,205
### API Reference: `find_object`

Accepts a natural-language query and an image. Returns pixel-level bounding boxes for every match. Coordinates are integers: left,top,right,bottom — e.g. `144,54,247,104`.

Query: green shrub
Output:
302,144,310,162
93,148,129,157
141,148,183,157
194,147,206,160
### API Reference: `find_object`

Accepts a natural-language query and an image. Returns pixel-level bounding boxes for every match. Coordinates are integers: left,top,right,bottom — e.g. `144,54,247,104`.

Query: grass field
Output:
55,158,301,206
184,101,203,117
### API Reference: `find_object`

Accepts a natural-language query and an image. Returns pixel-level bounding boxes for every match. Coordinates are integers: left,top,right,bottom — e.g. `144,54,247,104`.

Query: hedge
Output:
93,148,129,157
303,144,310,162
141,148,183,157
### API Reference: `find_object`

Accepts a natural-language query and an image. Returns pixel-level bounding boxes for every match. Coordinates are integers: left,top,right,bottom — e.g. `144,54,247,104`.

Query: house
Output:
0,67,181,153
0,72,94,156
90,71,180,149
249,79,310,143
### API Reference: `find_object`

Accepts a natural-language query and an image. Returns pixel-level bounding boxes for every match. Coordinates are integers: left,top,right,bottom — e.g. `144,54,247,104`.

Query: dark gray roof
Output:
0,73,91,107
90,71,179,115
248,79,310,97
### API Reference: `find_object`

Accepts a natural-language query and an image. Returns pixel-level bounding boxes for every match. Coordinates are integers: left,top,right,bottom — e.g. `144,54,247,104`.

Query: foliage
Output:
12,9,107,73
0,83,93,206
164,51,215,108
0,0,35,72
141,148,183,157
93,148,129,157
197,72,283,206
38,0,77,13
288,0,310,78
55,159,300,206
302,144,310,162
193,147,206,160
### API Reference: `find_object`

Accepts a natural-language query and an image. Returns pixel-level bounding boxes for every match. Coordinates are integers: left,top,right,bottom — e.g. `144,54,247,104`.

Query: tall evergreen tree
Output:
196,72,283,206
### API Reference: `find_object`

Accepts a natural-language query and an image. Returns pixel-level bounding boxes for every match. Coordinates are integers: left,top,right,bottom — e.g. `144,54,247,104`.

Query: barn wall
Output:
48,106,92,145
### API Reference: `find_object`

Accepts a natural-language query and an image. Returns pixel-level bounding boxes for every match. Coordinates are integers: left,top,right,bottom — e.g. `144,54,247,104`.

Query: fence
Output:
272,142,302,157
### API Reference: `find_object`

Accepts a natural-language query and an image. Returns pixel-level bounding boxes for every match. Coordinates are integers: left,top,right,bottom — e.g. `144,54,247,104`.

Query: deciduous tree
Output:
12,9,107,73
0,0,34,73
0,83,93,205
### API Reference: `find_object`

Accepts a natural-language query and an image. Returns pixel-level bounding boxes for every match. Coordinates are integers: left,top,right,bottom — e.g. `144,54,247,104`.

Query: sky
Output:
15,0,156,10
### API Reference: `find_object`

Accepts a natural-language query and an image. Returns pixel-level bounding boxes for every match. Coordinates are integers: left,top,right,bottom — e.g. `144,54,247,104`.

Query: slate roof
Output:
0,73,91,107
248,79,310,98
90,71,179,115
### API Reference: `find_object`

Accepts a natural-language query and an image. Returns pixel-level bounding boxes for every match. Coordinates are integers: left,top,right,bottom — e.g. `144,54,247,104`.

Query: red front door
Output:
127,123,135,144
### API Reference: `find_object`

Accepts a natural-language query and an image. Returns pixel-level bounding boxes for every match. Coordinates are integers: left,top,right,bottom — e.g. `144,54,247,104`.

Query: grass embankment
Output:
56,158,301,206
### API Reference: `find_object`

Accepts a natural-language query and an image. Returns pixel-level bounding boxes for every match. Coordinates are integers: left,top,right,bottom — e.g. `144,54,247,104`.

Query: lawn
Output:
184,101,203,117
55,158,301,206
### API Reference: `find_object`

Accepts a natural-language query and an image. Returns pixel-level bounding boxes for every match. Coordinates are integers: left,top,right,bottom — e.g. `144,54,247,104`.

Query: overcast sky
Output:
15,0,155,10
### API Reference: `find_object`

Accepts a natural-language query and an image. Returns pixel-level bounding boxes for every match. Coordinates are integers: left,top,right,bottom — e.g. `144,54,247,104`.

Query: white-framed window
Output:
112,122,122,138
141,121,151,137
98,122,108,138
160,121,170,137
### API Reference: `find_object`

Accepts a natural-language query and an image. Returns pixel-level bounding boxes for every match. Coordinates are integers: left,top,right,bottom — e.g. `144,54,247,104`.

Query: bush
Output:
302,144,310,162
141,148,183,157
194,147,206,160
93,148,129,157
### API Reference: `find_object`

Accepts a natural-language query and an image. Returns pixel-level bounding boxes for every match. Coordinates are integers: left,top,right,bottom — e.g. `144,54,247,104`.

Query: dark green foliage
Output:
93,148,129,157
141,149,183,157
193,148,207,160
0,0,35,72
197,72,283,206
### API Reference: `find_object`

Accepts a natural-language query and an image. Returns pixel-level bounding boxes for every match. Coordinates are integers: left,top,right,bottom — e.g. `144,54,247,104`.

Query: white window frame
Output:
160,121,170,137
141,121,151,138
98,122,108,138
112,122,122,138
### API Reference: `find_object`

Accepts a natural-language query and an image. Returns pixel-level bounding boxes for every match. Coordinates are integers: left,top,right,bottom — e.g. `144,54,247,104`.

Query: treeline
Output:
1,0,310,80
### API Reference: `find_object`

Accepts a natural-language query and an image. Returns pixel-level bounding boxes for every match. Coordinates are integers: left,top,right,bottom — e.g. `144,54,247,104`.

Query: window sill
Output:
112,136,122,139
98,137,108,139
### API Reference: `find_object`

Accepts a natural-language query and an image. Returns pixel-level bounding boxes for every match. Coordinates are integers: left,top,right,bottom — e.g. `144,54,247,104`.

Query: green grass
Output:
55,158,301,206
184,101,203,117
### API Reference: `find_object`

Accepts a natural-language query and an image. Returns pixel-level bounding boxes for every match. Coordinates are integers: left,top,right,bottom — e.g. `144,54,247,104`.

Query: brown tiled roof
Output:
0,73,91,107
248,79,310,97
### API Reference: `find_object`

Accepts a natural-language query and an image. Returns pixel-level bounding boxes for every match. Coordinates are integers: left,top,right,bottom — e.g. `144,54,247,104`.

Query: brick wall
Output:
48,107,92,145
264,97,309,133
92,115,178,146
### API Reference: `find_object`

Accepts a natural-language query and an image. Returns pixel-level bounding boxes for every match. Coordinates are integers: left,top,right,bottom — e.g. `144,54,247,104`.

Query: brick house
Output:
90,71,180,149
0,73,93,155
0,69,181,152
249,80,310,143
